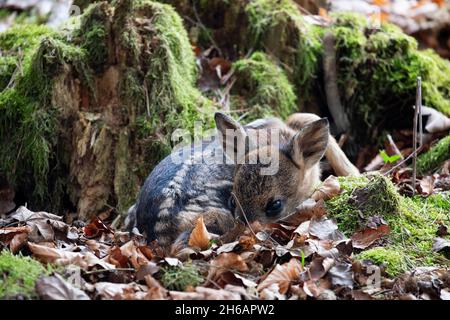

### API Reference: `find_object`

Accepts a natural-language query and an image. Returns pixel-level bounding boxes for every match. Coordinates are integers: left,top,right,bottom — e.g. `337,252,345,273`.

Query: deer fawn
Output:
127,112,359,247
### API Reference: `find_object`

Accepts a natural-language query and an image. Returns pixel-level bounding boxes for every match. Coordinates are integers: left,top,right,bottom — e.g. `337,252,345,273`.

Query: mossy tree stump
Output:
0,0,215,219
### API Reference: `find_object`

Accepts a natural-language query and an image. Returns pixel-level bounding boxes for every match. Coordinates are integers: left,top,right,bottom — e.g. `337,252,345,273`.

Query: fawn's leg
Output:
286,113,360,176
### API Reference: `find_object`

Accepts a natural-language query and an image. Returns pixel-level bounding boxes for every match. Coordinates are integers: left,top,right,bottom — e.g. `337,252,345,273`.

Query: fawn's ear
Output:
288,118,329,168
215,112,247,162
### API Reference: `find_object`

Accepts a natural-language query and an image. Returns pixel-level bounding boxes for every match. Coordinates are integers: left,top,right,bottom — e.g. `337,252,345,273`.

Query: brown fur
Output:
131,112,359,248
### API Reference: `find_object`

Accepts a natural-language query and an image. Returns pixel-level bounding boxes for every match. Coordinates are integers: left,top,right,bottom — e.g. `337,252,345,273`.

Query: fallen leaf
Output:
303,278,331,298
418,176,435,196
170,286,241,300
28,242,115,270
136,263,160,281
280,199,327,226
119,240,150,269
164,257,182,267
83,217,112,238
328,262,353,288
144,275,168,299
258,258,303,294
238,235,256,250
0,226,29,245
11,206,67,242
36,274,90,300
94,282,148,300
10,231,28,253
210,252,248,278
311,176,340,201
293,221,310,236
308,257,335,281
109,246,130,268
351,225,391,249
308,218,339,240
188,216,211,250
216,241,239,254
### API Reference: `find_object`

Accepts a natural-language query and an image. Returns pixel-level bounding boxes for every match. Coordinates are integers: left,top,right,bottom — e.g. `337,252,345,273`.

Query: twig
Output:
231,192,282,247
83,268,135,274
323,31,350,134
384,145,424,176
386,134,404,160
412,77,422,196
384,77,423,177
231,192,257,238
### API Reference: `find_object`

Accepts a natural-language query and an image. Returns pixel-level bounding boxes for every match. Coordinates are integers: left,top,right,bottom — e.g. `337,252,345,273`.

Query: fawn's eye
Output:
265,199,283,217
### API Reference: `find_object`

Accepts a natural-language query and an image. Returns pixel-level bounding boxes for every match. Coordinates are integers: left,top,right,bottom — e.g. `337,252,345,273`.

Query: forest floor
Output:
0,0,450,300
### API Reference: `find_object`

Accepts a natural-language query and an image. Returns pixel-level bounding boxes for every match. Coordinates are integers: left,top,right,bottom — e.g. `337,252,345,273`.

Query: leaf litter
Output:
0,174,449,300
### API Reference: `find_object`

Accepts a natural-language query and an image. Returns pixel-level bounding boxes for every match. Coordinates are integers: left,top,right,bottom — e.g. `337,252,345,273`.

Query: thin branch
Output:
386,134,404,160
83,268,135,275
412,76,422,196
231,192,257,238
385,77,423,178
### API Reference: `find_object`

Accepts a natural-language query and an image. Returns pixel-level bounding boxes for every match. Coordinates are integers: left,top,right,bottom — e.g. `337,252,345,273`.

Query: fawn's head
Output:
215,112,329,223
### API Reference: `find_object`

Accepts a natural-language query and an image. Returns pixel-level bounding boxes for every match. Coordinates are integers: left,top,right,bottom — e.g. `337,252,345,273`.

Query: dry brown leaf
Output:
119,240,150,269
94,282,148,300
311,176,341,201
109,246,129,268
188,216,211,250
170,287,241,300
238,235,256,250
28,242,115,270
308,257,335,281
351,224,391,249
36,274,90,300
308,217,340,240
257,258,303,294
10,231,29,253
279,199,326,225
216,241,239,254
418,176,435,196
144,275,168,299
11,206,67,242
210,252,249,276
0,226,29,244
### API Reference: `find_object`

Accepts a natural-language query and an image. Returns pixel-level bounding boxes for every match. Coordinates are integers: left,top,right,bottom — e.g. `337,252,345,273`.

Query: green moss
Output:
0,250,52,299
417,134,450,174
244,0,322,103
326,174,401,234
358,247,407,276
0,25,55,91
134,1,216,146
233,52,297,121
160,262,204,291
74,2,110,71
329,13,450,143
0,24,92,206
327,174,450,276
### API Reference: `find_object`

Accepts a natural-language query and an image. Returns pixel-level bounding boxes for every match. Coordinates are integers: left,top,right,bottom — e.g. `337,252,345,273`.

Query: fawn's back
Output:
129,113,359,247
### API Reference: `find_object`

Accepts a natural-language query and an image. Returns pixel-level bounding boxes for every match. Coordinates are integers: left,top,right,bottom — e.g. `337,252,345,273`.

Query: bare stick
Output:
385,77,423,178
412,77,422,196
384,145,424,176
386,134,404,160
231,192,257,238
323,32,350,134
